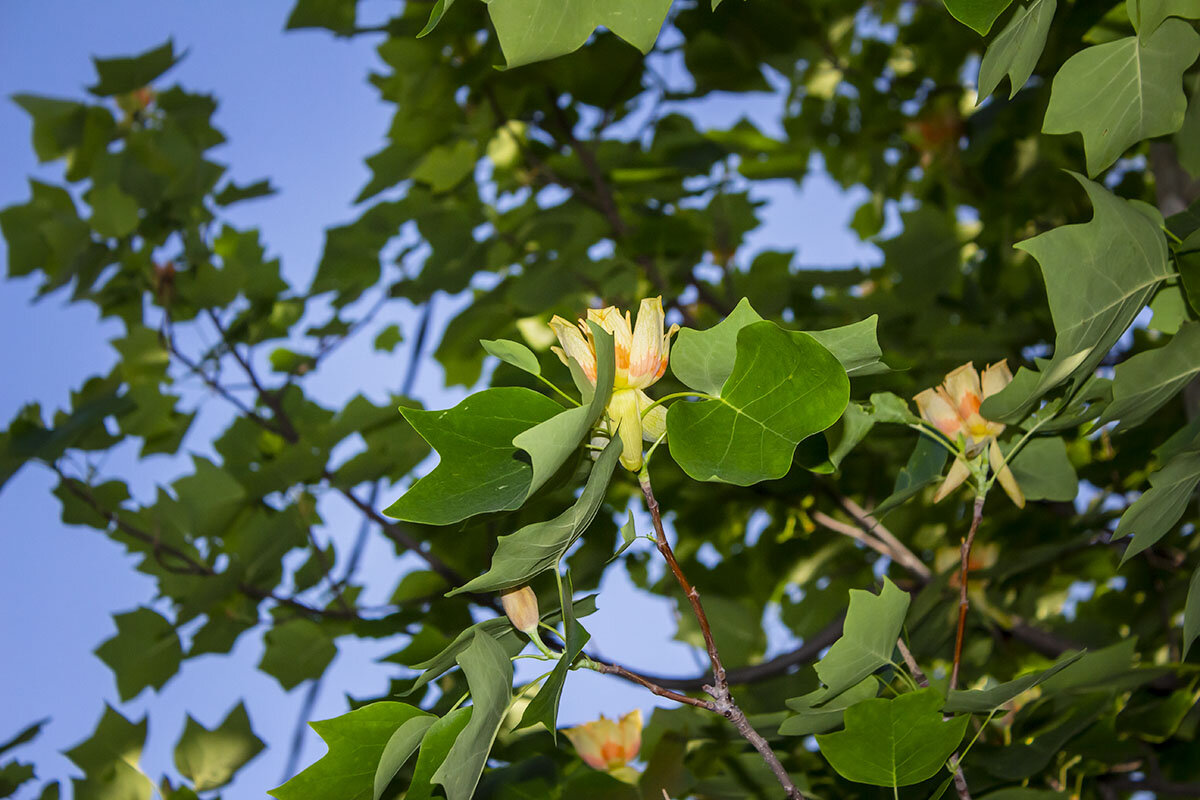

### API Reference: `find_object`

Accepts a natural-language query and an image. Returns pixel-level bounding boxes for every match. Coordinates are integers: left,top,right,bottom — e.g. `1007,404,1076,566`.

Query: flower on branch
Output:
550,297,679,472
563,709,642,782
915,361,1024,507
500,585,540,635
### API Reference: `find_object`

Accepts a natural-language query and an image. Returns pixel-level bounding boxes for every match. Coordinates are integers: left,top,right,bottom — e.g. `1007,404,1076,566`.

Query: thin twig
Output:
207,309,299,442
895,637,929,687
591,661,713,709
950,495,986,691
639,471,804,800
838,495,931,580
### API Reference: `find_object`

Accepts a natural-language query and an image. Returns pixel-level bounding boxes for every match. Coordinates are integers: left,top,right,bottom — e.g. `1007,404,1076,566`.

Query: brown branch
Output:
207,310,299,443
639,470,803,800
950,495,986,691
895,637,929,688
838,495,931,580
591,660,713,709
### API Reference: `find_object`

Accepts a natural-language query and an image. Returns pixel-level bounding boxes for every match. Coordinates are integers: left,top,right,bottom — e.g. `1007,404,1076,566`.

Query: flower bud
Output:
500,585,540,634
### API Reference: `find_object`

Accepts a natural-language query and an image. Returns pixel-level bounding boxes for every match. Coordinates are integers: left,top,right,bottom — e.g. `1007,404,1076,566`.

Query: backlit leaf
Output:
487,0,673,68
174,703,265,792
944,0,1015,35
812,578,909,702
89,41,179,96
94,607,182,701
816,689,970,787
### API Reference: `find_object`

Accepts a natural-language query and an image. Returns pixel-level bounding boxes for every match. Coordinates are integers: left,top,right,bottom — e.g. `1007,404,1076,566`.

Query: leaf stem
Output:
536,373,581,406
639,391,717,419
950,494,986,692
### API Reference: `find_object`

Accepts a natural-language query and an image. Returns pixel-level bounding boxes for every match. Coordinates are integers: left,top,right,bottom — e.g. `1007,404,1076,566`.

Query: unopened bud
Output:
500,585,540,634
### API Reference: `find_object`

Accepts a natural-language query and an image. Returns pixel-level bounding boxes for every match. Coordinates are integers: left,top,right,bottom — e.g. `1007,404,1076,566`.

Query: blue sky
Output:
0,2,883,797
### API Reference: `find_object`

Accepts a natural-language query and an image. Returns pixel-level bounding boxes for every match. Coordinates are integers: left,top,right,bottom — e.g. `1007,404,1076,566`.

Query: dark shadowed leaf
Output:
94,607,182,701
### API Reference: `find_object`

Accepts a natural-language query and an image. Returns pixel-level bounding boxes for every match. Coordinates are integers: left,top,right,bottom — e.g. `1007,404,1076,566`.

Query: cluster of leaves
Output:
3,0,1200,797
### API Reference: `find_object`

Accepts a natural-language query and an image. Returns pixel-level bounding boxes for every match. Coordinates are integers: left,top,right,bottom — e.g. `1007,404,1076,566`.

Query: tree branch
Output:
951,495,986,691
639,470,804,800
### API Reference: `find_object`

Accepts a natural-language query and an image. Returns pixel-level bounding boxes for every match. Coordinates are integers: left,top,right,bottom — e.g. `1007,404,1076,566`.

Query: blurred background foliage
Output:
2,0,1199,797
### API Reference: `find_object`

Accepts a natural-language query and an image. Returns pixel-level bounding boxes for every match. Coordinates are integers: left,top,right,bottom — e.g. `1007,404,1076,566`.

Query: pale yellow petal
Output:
607,389,645,471
617,709,643,761
943,362,983,419
989,439,1025,508
629,297,666,388
550,315,596,384
637,389,667,442
933,456,971,503
915,388,962,437
981,359,1012,400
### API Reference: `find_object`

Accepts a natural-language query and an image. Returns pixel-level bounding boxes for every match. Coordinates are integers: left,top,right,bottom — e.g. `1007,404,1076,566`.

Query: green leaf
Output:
518,572,590,738
806,315,889,377
1116,449,1200,564
1099,323,1200,430
827,403,875,469
269,703,430,800
816,689,970,787
411,140,477,193
89,183,139,239
869,392,920,425
813,578,910,702
1042,22,1200,176
0,720,47,758
978,0,1057,99
671,297,765,395
487,0,673,68
481,338,541,375
402,596,597,696
258,618,337,691
944,0,1015,35
1185,562,1200,656
403,709,471,800
609,511,638,561
94,607,182,701
1006,437,1079,501
214,179,276,206
285,0,358,34
89,40,179,96
780,677,878,736
983,175,1172,421
875,435,950,515
943,651,1084,713
0,762,34,798
373,324,403,353
667,321,850,485
512,323,614,498
174,703,265,792
1127,0,1200,36
384,387,562,525
417,0,456,37
431,632,513,800
65,706,152,800
372,716,437,800
449,436,621,595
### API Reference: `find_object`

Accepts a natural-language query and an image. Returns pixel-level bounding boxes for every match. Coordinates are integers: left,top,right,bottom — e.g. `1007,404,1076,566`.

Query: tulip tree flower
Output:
550,298,679,472
562,709,642,782
914,361,1025,508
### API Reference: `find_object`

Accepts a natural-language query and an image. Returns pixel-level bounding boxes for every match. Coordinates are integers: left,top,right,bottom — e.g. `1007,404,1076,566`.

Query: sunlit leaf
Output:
488,0,673,68
667,321,849,485
385,388,562,525
174,703,265,792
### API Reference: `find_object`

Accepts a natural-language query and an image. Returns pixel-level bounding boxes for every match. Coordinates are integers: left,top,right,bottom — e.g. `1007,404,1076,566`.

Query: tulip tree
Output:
3,0,1200,797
